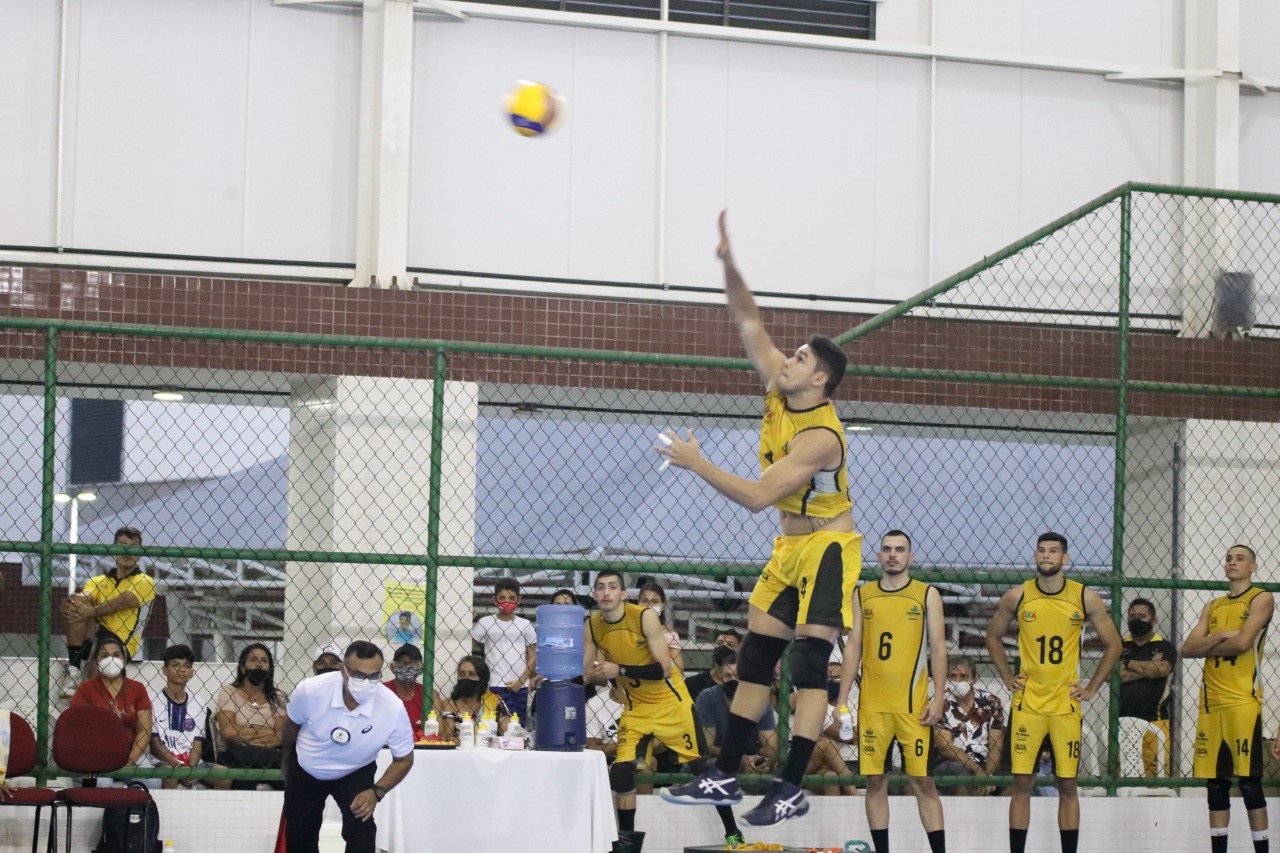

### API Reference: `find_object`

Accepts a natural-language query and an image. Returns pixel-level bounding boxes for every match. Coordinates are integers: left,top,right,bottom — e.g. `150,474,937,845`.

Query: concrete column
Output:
283,376,476,692
351,0,415,288
1180,0,1243,338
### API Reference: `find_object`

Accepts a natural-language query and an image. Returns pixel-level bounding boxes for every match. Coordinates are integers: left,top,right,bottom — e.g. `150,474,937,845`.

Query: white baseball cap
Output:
314,642,343,662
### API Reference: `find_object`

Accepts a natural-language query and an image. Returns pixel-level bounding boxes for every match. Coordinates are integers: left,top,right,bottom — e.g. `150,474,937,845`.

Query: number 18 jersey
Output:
1015,578,1087,716
858,579,931,714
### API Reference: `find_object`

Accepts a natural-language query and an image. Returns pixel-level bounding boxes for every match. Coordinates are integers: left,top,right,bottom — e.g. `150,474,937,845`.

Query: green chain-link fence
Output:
0,182,1277,795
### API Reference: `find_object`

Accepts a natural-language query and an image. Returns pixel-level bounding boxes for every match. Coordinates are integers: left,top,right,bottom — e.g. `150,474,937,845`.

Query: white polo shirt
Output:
287,671,415,781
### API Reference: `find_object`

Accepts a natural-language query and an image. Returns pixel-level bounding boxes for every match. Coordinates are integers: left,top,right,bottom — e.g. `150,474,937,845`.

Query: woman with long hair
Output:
215,642,289,783
433,655,511,742
637,581,683,671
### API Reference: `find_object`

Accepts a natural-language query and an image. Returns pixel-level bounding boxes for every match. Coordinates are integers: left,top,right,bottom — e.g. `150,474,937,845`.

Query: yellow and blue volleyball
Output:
504,80,564,137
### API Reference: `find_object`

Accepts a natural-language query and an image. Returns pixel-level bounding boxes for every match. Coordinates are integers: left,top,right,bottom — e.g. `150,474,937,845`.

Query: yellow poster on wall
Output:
383,581,427,647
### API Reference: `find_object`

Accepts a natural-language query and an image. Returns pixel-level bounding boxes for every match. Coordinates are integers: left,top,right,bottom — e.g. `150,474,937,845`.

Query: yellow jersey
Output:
857,579,931,714
82,568,156,659
1014,578,1087,716
1202,586,1270,712
589,603,691,709
759,391,852,518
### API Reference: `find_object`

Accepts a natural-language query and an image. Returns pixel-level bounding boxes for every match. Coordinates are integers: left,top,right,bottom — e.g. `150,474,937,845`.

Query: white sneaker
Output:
58,662,81,699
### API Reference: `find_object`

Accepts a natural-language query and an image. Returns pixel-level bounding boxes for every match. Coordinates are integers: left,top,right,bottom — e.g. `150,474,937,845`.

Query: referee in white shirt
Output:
283,640,415,853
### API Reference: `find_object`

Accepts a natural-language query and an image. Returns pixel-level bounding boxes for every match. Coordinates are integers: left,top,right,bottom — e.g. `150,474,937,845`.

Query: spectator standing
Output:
684,645,737,702
148,644,224,790
1119,597,1177,776
384,644,425,735
312,642,344,676
70,636,152,771
585,682,625,762
216,643,289,780
282,641,415,853
61,525,154,692
933,656,1006,795
471,578,538,719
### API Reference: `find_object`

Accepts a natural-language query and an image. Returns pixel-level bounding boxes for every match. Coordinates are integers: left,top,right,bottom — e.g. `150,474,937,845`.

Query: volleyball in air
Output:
504,80,565,137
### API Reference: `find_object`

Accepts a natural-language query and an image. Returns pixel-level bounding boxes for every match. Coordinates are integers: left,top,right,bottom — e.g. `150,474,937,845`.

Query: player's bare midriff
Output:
778,509,855,536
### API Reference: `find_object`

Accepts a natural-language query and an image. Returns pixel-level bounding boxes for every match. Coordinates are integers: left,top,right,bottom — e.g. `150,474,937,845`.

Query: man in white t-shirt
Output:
283,640,415,853
147,644,220,789
585,682,625,762
471,578,538,719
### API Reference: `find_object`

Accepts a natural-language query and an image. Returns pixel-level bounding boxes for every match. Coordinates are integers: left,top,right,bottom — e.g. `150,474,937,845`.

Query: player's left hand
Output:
351,789,378,821
589,660,621,684
1068,681,1094,702
655,430,701,470
919,695,945,726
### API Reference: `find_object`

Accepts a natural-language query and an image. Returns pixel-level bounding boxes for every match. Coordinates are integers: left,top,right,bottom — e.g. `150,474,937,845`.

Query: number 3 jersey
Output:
589,602,691,709
1015,578,1086,716
1202,586,1269,712
858,579,931,714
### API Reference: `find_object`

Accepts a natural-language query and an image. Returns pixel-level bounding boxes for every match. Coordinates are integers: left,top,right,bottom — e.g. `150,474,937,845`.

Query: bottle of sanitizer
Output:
423,711,439,738
838,705,854,741
458,713,475,749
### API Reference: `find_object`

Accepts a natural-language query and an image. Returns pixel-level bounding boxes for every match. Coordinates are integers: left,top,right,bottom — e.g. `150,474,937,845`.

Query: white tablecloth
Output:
374,748,618,853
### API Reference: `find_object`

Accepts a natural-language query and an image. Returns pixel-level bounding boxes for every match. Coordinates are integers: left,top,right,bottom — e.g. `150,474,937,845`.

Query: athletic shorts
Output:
1194,703,1263,779
858,709,931,776
1009,709,1082,777
615,701,703,766
748,530,861,629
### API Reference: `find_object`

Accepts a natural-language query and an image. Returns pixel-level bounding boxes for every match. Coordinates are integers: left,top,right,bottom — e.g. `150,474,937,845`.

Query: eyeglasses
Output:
346,668,384,682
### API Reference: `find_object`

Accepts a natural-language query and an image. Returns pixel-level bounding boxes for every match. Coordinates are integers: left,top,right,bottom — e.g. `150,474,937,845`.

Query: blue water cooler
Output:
534,604,586,751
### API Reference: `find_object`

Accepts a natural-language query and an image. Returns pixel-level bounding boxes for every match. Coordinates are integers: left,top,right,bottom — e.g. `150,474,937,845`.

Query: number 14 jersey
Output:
1015,578,1086,716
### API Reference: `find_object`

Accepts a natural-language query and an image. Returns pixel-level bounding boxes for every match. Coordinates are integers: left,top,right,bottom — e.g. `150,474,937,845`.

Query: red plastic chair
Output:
0,712,59,853
52,705,153,853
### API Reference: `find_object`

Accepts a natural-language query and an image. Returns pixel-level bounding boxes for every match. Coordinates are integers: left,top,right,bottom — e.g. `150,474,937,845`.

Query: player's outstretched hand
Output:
716,210,732,261
655,429,702,470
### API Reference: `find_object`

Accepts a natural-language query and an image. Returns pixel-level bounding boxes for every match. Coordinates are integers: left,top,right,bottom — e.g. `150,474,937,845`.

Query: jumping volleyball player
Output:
659,212,860,826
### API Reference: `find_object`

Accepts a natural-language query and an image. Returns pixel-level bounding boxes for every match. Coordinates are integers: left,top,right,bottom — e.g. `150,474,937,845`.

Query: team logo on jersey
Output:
863,608,874,620
907,604,922,621
1070,611,1084,626
1021,611,1037,623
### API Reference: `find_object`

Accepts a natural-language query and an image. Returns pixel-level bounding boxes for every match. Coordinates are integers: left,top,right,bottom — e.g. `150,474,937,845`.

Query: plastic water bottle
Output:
480,712,498,747
163,842,176,853
508,714,524,738
837,705,854,741
535,605,585,681
458,713,475,749
423,711,439,739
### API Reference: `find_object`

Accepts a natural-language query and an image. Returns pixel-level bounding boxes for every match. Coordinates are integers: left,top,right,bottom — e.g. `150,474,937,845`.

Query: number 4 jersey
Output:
858,579,931,714
1015,578,1087,716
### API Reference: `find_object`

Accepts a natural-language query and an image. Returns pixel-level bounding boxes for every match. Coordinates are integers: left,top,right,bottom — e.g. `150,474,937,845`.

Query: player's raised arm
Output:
1179,601,1228,659
717,211,786,389
985,587,1025,693
1072,587,1122,701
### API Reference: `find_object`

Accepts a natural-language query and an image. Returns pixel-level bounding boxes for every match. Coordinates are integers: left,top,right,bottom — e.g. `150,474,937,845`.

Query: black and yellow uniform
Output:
1193,587,1270,779
590,603,701,765
1009,579,1087,777
82,568,156,659
856,578,933,776
1120,632,1177,776
747,391,861,629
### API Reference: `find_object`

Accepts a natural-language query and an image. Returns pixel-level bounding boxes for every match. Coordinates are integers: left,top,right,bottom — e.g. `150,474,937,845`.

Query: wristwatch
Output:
373,785,388,801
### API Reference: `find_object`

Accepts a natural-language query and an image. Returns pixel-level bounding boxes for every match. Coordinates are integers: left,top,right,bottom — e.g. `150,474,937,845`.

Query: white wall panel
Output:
67,0,253,255
0,2,59,247
241,3,360,262
1241,0,1280,79
870,55,931,299
1240,94,1280,195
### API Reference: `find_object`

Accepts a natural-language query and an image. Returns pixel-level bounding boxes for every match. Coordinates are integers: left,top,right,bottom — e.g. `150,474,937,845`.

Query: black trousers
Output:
284,761,377,853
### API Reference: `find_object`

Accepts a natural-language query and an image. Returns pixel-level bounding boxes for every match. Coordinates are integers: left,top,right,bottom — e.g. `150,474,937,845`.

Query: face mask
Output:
347,677,379,704
98,657,125,678
392,664,420,684
244,668,269,687
451,679,485,701
649,604,664,616
947,680,972,699
496,601,518,615
722,680,739,701
826,680,842,704
1128,618,1152,637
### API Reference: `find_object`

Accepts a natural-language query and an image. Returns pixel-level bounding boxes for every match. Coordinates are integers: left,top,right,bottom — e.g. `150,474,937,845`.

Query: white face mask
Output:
947,680,972,699
649,604,663,616
99,657,125,678
347,677,380,704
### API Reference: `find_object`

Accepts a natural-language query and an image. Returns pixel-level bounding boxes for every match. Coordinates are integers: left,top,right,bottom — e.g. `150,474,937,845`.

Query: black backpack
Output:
93,783,161,853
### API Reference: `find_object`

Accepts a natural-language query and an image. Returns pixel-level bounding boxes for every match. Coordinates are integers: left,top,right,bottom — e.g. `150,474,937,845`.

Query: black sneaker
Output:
658,766,742,806
740,778,809,827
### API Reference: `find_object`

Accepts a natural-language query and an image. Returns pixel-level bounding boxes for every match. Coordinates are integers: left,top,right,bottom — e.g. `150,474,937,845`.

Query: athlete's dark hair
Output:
1229,544,1257,561
1127,597,1156,617
594,569,626,589
881,529,912,549
1037,532,1069,552
807,335,849,398
494,577,521,597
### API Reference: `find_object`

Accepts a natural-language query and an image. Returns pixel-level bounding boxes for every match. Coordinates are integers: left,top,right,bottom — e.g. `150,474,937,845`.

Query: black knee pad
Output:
1240,776,1266,811
610,760,636,795
788,636,833,690
1207,777,1232,811
736,633,789,686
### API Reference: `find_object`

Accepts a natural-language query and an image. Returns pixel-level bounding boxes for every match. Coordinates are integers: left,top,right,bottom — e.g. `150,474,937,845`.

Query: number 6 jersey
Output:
857,579,932,714
1015,579,1086,716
